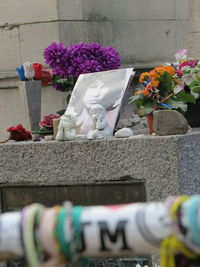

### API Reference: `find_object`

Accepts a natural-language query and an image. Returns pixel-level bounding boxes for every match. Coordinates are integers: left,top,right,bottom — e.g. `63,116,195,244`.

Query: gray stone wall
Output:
1,131,200,201
0,0,190,140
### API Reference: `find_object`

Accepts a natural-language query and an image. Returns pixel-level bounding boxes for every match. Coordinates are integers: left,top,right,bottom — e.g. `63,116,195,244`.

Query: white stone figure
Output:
23,61,35,79
56,114,77,141
87,104,112,140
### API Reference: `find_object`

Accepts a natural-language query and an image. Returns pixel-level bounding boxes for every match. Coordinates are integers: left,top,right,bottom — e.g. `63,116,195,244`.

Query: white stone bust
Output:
56,114,77,141
87,104,112,139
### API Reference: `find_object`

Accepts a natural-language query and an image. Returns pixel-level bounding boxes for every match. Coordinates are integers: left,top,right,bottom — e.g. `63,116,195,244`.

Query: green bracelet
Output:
54,207,72,260
72,206,83,251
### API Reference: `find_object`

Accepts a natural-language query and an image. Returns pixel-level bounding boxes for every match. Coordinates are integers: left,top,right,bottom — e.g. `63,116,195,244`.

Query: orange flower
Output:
134,90,143,95
149,71,160,80
150,80,159,87
143,84,152,96
153,65,175,76
139,72,150,83
154,66,165,75
134,83,152,97
163,65,175,76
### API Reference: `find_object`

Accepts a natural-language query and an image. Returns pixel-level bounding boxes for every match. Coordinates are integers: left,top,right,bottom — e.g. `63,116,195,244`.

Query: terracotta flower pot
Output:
146,113,154,134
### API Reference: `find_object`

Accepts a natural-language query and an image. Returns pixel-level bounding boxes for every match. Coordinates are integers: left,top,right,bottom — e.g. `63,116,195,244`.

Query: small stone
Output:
44,135,54,141
32,134,41,142
115,128,133,138
153,110,188,136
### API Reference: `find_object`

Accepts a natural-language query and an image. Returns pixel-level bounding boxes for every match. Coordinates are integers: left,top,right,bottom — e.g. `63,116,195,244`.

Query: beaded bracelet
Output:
54,207,70,260
63,202,73,262
22,204,45,267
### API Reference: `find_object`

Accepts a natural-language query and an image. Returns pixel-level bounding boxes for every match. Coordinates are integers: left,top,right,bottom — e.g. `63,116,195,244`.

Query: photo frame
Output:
65,68,135,135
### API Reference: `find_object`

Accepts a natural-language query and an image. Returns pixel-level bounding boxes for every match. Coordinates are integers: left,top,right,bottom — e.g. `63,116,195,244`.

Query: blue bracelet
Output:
186,195,200,247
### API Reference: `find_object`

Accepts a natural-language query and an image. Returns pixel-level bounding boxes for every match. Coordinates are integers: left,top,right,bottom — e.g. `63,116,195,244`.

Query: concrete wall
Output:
0,0,190,140
187,0,200,58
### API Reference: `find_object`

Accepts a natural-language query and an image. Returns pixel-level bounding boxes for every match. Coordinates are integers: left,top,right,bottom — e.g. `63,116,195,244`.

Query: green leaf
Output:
192,86,200,94
128,93,143,104
165,98,187,112
56,78,68,84
158,72,173,94
176,90,196,104
136,102,154,117
189,80,200,89
189,80,200,94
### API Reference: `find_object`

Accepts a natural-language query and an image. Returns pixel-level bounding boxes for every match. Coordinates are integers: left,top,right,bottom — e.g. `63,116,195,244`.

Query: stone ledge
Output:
1,132,200,201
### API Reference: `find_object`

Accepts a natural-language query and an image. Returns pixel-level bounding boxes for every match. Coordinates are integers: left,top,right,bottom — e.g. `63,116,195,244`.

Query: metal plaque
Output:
2,182,145,211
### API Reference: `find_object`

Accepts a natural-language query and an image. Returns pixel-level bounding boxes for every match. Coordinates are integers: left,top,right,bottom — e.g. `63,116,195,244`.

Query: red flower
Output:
40,69,53,86
33,63,44,80
7,124,32,141
39,114,60,128
32,63,53,87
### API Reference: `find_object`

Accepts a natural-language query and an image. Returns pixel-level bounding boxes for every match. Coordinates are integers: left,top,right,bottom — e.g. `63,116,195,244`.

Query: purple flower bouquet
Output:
43,42,121,102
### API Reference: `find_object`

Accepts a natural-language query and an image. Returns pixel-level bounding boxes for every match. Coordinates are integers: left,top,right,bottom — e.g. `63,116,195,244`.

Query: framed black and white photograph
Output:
66,68,135,135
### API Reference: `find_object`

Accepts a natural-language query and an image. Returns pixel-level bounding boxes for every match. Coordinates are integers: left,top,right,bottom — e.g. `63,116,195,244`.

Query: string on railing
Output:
1,196,200,267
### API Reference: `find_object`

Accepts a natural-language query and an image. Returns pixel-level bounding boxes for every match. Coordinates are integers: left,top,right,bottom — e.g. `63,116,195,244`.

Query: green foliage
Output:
32,127,53,137
165,98,187,112
56,77,76,92
54,76,77,103
158,72,173,96
136,102,155,117
128,93,143,104
176,90,196,104
189,80,200,94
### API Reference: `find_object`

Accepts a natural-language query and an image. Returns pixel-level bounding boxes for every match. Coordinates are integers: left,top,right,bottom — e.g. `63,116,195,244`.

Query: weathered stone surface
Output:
19,22,60,63
0,87,27,141
0,27,20,72
41,85,67,118
58,0,82,20
60,20,189,65
0,0,58,25
175,0,189,19
153,110,188,136
82,0,175,20
115,128,133,138
187,0,200,58
1,132,200,201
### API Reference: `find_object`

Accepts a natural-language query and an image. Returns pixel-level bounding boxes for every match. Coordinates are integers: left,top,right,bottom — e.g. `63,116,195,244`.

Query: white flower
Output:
181,66,191,74
173,84,184,94
175,49,188,62
182,74,194,85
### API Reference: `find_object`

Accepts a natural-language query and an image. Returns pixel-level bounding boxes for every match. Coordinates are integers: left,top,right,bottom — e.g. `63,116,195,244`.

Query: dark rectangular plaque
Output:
2,182,145,211
3,183,148,267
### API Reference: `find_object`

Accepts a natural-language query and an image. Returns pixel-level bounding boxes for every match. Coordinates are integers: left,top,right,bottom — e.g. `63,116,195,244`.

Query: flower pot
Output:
184,100,200,127
146,113,154,134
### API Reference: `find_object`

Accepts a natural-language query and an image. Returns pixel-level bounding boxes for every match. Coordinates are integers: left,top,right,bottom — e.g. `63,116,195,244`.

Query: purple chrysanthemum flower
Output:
43,42,121,91
43,42,68,77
